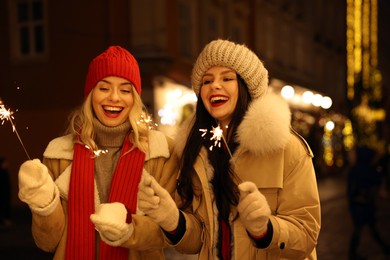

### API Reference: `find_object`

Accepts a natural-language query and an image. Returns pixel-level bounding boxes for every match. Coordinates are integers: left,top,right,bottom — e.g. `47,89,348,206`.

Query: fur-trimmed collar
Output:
173,92,291,157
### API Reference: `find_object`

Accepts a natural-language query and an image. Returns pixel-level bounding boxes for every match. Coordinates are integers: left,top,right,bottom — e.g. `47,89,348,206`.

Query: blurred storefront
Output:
152,76,197,138
269,78,353,178
151,76,354,178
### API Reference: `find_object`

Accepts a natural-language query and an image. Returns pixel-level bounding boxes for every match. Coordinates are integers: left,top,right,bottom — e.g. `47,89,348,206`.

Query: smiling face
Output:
92,76,134,127
200,66,239,127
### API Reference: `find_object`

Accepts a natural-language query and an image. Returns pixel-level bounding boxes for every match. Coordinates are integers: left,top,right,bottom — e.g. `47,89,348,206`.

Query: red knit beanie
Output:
84,46,141,97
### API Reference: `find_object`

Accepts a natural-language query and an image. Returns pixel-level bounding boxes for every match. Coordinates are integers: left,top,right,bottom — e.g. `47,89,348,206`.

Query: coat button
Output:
279,242,285,249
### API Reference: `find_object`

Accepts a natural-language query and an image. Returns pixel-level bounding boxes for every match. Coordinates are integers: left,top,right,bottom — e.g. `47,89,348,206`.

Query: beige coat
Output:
30,130,179,259
171,93,321,259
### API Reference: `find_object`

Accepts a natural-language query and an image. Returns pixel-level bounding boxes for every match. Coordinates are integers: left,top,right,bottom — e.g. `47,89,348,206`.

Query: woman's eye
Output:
99,87,109,91
121,89,131,94
203,79,212,85
224,76,236,81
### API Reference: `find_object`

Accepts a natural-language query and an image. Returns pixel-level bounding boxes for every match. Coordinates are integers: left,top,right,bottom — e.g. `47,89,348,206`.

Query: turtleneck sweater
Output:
92,118,131,203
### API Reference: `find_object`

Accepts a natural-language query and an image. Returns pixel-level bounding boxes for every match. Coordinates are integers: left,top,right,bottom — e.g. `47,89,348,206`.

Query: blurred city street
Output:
1,173,389,260
317,173,390,260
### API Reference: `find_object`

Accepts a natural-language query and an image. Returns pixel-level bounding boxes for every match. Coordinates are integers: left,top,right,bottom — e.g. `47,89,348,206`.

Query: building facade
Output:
0,0,347,205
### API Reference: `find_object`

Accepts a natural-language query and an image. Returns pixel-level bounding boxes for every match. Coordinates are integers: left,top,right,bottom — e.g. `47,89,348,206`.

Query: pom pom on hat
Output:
84,46,141,97
191,39,268,99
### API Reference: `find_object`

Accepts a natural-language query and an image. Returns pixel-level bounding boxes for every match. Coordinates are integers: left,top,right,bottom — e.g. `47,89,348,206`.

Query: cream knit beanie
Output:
191,39,269,99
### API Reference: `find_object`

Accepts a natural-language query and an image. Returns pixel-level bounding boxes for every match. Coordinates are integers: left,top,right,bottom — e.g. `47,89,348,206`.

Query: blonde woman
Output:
18,46,178,259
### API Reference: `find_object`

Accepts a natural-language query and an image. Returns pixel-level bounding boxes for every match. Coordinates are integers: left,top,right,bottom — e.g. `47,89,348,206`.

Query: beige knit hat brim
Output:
191,39,268,99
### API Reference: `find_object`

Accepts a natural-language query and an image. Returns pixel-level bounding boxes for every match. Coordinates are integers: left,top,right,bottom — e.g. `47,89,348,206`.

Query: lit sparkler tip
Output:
84,145,108,157
93,149,108,157
138,113,158,130
199,124,233,158
210,125,223,141
0,104,14,123
0,99,30,159
199,125,224,151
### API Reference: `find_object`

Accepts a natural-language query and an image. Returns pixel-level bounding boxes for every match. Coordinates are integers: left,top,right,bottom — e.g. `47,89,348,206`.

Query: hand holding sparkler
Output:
138,170,179,231
18,159,59,215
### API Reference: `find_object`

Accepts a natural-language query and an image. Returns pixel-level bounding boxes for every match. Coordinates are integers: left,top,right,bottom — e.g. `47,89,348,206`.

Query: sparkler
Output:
84,145,108,158
0,99,31,159
137,113,158,130
200,124,243,184
200,124,233,158
136,112,159,158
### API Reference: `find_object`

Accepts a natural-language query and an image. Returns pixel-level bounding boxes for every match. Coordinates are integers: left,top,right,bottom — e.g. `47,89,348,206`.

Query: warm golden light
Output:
281,85,295,100
346,0,355,100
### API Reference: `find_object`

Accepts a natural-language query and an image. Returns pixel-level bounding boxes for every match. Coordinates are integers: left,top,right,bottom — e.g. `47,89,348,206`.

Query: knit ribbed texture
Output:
66,137,145,260
93,119,130,203
66,143,95,260
191,39,269,99
84,46,141,97
100,139,145,259
93,119,130,148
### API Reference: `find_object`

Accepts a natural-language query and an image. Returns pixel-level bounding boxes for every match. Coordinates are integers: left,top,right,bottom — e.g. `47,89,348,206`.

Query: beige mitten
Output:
90,202,134,246
138,171,179,231
18,159,57,213
237,181,271,236
138,171,160,211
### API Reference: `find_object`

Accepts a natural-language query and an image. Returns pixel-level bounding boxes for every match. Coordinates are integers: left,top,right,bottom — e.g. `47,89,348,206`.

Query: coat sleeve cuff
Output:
163,210,186,244
250,220,273,248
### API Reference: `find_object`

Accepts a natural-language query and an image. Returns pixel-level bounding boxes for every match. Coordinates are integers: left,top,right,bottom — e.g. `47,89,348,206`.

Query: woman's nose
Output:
109,90,120,101
211,80,222,89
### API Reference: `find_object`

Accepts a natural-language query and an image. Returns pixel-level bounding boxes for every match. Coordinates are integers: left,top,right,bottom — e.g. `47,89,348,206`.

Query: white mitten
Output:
237,182,271,236
18,159,56,210
138,171,160,211
90,202,134,246
138,171,179,231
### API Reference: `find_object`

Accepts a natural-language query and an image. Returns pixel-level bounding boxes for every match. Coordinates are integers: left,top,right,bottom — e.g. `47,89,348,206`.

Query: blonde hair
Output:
66,86,149,153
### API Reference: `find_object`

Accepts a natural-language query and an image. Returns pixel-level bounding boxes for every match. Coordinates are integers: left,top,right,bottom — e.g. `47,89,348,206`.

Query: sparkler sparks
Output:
200,126,223,151
0,99,31,159
84,145,108,158
199,124,233,157
0,103,13,123
137,113,158,130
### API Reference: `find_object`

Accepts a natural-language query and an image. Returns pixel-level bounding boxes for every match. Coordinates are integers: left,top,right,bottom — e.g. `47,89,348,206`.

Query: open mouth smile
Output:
210,95,229,107
103,105,123,115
